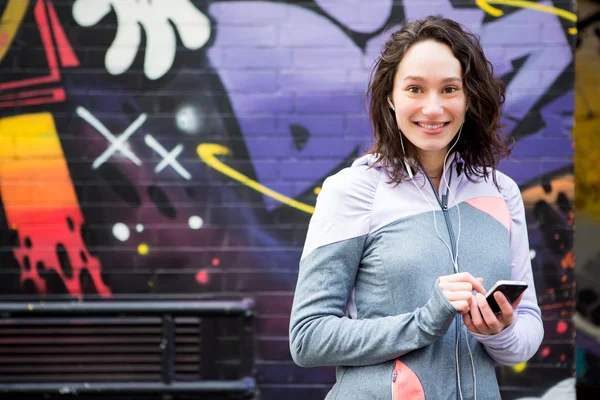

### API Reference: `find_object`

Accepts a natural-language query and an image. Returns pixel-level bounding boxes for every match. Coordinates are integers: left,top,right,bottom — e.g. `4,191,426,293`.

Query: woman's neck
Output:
418,148,450,191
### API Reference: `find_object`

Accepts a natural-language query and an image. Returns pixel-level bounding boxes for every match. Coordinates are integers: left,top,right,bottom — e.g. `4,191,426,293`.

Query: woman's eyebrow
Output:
403,76,461,83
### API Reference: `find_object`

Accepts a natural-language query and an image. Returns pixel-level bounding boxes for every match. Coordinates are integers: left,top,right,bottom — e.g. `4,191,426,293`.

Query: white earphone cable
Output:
402,120,476,400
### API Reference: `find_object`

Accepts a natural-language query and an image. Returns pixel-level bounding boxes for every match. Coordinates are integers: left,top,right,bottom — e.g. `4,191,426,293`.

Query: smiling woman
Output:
289,15,543,400
368,16,512,191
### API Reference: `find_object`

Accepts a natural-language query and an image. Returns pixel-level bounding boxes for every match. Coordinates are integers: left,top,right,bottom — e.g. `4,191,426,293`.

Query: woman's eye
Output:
407,87,422,93
443,87,457,94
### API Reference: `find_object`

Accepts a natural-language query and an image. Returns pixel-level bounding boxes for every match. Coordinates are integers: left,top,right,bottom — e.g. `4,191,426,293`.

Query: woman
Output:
289,16,544,400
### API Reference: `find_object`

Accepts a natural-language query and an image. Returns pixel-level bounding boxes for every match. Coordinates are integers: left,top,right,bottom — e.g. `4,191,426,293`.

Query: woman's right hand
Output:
438,272,486,314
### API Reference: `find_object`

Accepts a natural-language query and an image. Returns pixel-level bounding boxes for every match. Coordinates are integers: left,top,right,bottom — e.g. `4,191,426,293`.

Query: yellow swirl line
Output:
197,143,315,214
476,0,576,33
0,0,30,62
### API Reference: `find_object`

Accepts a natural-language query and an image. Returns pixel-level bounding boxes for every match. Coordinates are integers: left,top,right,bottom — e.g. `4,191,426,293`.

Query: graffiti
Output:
76,106,145,169
476,0,577,29
0,113,110,296
0,0,575,398
197,143,316,214
0,0,29,62
72,0,211,80
207,0,573,209
145,135,192,180
0,0,78,108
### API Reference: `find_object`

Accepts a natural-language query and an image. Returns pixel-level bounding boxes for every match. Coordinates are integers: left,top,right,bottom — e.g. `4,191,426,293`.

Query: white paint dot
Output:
176,104,203,134
189,216,203,230
530,249,536,260
113,223,130,242
136,224,144,233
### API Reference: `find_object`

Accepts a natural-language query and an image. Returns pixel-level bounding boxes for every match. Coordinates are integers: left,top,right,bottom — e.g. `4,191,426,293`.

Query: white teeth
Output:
417,122,446,129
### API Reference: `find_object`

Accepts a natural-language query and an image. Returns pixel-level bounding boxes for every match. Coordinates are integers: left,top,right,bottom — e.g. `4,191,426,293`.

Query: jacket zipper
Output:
392,368,399,400
423,164,461,400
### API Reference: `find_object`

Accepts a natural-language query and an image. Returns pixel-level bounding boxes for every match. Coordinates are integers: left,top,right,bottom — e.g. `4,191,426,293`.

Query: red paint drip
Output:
14,207,111,297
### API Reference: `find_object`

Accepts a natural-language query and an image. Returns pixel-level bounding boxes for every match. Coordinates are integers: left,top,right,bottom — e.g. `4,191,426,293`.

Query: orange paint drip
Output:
0,113,111,297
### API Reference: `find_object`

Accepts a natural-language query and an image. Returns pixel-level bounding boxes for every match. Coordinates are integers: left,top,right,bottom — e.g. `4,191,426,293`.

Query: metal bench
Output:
0,298,256,399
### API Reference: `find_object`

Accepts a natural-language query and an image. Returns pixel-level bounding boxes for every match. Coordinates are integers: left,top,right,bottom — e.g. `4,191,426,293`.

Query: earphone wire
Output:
402,121,476,400
396,102,475,399
441,121,477,400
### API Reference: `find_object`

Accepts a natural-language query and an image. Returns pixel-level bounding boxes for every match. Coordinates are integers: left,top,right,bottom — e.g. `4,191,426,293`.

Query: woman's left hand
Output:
462,292,524,335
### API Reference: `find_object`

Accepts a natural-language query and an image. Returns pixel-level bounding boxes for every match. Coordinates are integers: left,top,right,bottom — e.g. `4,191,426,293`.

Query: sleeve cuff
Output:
418,282,457,337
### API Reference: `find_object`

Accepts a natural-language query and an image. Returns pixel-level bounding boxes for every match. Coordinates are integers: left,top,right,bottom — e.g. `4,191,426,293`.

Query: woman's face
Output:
389,40,467,160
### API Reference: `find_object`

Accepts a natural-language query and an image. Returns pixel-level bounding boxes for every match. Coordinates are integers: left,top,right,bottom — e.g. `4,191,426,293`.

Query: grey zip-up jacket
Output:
289,153,543,400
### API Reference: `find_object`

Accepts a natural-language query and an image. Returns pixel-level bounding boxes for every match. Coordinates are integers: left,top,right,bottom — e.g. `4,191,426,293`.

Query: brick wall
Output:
0,1,575,399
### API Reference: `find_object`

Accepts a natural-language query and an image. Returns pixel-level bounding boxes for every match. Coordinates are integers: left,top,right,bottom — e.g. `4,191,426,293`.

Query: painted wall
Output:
0,1,575,398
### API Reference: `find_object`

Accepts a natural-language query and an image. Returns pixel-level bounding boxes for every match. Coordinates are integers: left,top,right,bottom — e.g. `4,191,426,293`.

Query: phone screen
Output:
485,284,527,314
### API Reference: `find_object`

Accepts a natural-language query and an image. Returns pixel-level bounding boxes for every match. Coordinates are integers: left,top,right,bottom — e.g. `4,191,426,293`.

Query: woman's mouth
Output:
414,121,450,135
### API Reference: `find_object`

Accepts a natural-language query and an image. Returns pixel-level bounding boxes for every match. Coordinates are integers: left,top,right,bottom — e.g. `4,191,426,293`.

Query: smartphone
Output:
485,280,528,314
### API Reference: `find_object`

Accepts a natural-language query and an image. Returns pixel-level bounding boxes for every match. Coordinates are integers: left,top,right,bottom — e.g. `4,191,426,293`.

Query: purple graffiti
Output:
207,0,573,210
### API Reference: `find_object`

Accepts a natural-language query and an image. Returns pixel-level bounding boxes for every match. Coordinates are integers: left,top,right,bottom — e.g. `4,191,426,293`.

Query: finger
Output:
451,300,470,314
440,272,475,282
469,295,488,333
511,292,525,310
470,277,486,295
443,291,474,302
439,282,473,292
495,292,514,319
462,312,481,334
476,293,502,332
444,273,486,294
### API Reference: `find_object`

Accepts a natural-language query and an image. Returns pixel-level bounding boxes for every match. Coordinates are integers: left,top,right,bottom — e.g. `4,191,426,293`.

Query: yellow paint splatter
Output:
476,0,576,22
314,187,321,195
512,362,527,373
197,143,316,214
138,243,149,256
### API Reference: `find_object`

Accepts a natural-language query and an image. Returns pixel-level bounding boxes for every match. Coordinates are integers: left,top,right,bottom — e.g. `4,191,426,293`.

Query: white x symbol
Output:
76,106,146,169
144,134,191,180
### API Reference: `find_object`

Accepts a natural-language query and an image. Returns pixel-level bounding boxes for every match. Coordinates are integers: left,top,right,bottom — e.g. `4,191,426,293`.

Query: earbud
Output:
404,160,413,178
387,97,395,112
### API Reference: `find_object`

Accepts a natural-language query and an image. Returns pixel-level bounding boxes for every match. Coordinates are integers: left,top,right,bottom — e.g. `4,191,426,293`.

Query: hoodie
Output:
289,153,543,400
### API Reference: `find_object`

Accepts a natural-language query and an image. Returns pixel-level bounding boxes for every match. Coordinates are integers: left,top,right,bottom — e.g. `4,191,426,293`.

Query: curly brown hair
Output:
367,16,513,188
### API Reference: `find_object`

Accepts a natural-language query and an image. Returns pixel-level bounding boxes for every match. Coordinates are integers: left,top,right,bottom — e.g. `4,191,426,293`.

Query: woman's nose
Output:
422,98,443,116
